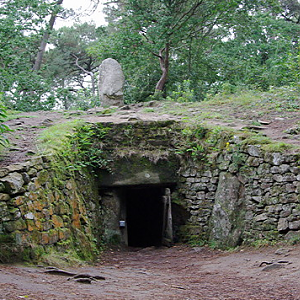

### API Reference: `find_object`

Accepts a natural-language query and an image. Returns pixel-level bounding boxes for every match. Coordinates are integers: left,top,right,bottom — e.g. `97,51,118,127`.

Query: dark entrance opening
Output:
125,186,165,247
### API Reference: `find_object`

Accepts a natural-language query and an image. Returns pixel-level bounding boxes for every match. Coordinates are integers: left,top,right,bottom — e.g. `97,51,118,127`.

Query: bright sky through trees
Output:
56,0,106,28
2,0,300,111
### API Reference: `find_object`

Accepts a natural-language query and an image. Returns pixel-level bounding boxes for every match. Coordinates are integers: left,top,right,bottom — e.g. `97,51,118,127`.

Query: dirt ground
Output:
1,245,300,300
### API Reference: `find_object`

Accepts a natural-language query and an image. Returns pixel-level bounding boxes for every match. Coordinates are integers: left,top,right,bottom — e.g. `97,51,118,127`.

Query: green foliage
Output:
72,89,100,110
166,80,195,102
88,25,159,103
287,235,300,245
0,0,65,111
39,121,113,175
260,86,300,111
43,23,100,110
204,127,235,153
209,11,300,92
207,240,219,250
188,236,206,247
0,95,11,146
69,124,112,171
0,234,16,263
175,125,209,160
0,2,102,111
2,0,300,109
248,239,277,248
90,0,246,101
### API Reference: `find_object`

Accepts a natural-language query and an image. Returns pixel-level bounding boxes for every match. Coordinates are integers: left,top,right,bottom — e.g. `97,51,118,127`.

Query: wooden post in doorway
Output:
162,188,173,246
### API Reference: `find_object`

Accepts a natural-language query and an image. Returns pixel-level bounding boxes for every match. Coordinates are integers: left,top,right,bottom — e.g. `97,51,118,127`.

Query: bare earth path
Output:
1,245,300,300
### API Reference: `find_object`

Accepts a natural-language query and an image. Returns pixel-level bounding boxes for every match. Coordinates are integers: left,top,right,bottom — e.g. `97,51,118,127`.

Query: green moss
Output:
0,234,14,244
38,119,84,155
240,134,272,145
37,169,49,185
32,245,85,267
20,244,46,262
96,107,118,115
188,235,206,247
248,239,277,248
0,234,26,263
262,142,295,152
143,108,155,113
5,113,38,121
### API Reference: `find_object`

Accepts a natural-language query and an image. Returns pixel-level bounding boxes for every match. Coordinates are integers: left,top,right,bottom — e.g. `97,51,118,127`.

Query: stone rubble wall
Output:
178,144,300,247
1,127,300,255
0,156,100,259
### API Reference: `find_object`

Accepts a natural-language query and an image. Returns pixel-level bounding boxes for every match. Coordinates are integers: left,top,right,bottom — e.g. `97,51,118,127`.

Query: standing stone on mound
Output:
98,58,125,107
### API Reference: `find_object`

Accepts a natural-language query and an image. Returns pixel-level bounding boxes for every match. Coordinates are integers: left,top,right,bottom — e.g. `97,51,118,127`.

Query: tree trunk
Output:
155,42,170,93
33,0,63,71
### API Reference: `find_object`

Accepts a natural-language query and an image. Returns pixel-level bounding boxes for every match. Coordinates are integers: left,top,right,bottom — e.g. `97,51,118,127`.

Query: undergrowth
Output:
37,119,84,155
38,121,112,174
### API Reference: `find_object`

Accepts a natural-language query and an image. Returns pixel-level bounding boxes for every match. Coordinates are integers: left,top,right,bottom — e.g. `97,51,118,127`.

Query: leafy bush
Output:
0,94,11,146
167,80,195,102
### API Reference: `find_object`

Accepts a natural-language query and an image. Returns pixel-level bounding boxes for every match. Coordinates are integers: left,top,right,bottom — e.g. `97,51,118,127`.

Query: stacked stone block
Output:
0,156,96,252
178,143,300,246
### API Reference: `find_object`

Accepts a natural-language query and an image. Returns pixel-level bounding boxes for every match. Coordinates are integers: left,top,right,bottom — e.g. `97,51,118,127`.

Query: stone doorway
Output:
120,186,173,247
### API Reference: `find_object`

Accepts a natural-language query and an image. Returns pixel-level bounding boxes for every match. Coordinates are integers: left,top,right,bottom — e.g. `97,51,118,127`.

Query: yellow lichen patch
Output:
52,215,64,228
41,232,50,245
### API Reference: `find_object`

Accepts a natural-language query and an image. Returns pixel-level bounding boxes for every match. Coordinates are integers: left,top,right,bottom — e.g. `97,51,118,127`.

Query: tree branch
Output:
71,53,96,96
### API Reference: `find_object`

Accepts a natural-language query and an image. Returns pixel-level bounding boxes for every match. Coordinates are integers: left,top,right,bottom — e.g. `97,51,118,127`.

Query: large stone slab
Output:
209,172,245,248
97,156,179,187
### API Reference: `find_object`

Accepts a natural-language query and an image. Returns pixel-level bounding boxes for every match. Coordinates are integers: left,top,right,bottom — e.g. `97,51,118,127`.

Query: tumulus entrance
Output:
97,156,178,248
124,186,165,247
100,185,174,248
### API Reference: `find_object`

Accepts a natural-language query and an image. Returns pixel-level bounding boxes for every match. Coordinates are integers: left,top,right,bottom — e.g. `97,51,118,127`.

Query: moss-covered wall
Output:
177,142,300,248
1,120,300,261
0,156,100,262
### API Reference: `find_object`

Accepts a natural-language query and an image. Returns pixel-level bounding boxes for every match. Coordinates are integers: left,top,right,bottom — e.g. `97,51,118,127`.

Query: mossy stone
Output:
4,219,27,232
37,170,49,185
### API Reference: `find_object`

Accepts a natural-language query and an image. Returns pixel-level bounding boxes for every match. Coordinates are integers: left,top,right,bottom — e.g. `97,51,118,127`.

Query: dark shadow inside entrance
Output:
125,186,165,247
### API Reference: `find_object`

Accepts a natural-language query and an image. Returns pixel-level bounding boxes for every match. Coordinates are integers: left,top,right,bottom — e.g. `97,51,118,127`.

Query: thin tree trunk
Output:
155,42,170,93
188,38,192,76
71,54,96,96
33,0,63,71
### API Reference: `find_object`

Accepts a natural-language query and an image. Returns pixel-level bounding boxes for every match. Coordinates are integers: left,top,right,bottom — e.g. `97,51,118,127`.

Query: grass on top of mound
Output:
37,119,84,155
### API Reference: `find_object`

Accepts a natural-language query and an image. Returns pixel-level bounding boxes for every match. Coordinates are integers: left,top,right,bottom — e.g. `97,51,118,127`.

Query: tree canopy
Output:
1,0,300,109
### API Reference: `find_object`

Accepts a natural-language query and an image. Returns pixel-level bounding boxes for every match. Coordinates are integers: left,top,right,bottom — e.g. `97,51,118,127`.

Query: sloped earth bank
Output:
1,99,300,166
1,245,300,299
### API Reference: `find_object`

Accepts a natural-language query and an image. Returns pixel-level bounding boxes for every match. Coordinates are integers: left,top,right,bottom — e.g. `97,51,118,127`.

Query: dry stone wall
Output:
1,121,300,259
178,143,300,248
0,156,100,261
